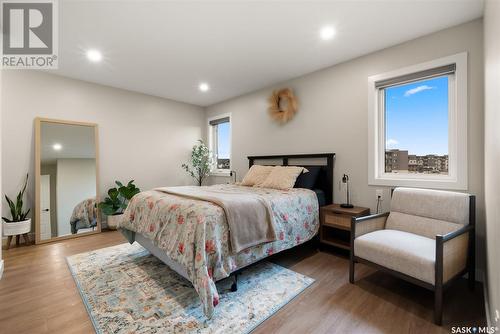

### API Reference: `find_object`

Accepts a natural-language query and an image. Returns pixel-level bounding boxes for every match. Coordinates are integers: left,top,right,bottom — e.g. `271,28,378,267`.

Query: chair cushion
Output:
391,187,470,225
354,229,436,284
385,211,462,239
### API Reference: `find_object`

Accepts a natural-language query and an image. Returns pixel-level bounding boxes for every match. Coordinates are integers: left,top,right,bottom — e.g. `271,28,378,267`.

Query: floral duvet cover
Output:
118,184,319,318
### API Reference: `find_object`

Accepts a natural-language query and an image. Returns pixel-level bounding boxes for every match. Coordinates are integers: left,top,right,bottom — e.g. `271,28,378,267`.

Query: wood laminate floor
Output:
0,231,485,334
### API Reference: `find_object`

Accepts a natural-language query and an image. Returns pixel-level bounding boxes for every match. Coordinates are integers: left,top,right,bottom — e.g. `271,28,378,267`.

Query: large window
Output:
384,75,449,175
208,115,231,173
368,53,468,190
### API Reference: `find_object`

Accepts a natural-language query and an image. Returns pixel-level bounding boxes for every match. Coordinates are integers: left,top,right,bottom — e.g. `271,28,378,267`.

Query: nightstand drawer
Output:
324,214,351,230
319,204,370,251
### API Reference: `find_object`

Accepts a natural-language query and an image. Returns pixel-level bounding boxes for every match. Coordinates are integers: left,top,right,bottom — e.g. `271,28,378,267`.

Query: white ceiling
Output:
41,122,95,164
55,0,484,107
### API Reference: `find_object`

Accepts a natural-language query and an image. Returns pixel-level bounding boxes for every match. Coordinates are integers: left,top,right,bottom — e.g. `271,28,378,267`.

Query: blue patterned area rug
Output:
66,243,314,334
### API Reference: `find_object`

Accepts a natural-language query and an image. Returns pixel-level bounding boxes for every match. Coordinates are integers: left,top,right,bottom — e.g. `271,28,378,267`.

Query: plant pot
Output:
107,214,123,230
3,219,31,236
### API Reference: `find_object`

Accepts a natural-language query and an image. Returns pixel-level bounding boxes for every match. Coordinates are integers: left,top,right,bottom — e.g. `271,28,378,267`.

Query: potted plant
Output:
2,174,31,247
182,140,214,186
98,180,140,230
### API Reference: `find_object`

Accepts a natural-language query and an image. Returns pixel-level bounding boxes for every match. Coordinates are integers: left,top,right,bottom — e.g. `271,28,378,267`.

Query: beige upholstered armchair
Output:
350,187,475,325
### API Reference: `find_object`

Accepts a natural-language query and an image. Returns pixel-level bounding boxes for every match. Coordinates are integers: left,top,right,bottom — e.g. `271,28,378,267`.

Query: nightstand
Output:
320,204,370,251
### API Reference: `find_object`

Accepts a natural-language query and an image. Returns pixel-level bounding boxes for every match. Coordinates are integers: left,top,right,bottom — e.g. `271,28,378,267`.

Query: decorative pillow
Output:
240,165,275,186
258,166,308,190
294,166,321,189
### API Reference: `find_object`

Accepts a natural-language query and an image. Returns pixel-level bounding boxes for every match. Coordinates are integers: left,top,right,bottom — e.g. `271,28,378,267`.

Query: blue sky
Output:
385,76,449,156
217,122,230,159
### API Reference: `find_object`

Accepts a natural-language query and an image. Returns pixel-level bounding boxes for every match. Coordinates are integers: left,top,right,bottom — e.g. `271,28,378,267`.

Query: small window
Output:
368,53,468,190
208,115,231,173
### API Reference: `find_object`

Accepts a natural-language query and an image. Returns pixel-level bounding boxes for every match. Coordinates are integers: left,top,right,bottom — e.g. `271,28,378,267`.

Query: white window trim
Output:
207,113,232,176
368,52,468,190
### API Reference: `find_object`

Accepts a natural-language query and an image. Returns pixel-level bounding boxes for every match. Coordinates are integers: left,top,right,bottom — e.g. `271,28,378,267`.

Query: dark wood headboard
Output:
247,153,335,205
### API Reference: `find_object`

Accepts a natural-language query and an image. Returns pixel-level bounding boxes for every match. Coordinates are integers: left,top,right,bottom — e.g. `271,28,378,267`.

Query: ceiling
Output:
40,122,95,164
55,0,484,107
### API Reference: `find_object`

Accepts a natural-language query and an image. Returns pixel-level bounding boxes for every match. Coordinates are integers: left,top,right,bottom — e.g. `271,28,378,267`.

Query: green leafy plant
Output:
182,140,214,186
98,180,141,216
2,174,30,223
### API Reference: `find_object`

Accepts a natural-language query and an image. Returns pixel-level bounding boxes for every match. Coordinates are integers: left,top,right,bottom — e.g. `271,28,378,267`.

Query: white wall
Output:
206,20,486,273
1,71,206,231
56,159,96,236
483,1,500,326
0,67,3,279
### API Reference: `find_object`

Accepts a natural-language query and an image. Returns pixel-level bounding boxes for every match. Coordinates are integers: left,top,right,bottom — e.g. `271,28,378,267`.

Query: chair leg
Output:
434,286,443,325
349,219,356,284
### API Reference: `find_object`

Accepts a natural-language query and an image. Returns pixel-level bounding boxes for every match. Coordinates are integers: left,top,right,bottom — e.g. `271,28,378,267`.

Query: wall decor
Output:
268,88,298,124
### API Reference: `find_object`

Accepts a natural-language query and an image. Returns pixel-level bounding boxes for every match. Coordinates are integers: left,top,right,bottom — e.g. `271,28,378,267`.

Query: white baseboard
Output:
485,278,492,326
482,272,499,328
0,259,4,280
477,268,486,283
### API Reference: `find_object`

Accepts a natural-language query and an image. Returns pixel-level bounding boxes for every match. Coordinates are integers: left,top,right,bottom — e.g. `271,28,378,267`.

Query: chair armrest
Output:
351,212,389,239
440,225,474,242
436,225,474,284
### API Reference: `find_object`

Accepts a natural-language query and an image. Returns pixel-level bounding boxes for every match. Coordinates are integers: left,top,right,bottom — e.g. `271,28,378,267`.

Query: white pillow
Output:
257,166,308,190
241,165,275,186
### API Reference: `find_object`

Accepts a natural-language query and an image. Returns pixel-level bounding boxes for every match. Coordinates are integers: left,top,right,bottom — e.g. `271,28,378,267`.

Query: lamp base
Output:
340,203,354,209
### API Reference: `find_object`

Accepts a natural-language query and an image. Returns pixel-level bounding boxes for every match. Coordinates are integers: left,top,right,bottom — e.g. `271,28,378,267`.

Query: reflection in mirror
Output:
37,120,98,242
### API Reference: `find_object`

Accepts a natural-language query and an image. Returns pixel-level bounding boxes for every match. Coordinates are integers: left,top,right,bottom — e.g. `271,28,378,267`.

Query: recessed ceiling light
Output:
53,143,62,151
86,49,102,62
320,26,336,41
199,83,210,92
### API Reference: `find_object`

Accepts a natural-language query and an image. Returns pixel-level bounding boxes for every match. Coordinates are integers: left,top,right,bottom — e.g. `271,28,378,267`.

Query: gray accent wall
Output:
206,19,485,276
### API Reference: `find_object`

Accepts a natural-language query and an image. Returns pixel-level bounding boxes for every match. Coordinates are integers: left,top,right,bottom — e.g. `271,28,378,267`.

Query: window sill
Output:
369,174,467,190
209,171,231,177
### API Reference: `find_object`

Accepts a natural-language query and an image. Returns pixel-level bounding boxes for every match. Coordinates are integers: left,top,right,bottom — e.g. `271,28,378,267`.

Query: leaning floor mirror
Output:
35,118,100,244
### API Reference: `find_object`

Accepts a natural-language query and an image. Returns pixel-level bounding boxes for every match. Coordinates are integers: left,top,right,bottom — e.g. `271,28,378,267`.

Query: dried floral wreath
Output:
268,88,298,124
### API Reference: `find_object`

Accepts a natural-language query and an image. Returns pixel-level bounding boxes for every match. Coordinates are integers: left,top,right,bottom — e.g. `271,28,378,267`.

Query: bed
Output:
70,197,98,234
118,153,335,318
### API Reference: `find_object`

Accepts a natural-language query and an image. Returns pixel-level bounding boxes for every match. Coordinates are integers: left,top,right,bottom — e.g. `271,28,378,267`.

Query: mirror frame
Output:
35,117,100,244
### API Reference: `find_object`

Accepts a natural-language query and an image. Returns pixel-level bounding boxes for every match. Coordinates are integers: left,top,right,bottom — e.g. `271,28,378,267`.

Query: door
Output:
40,175,52,240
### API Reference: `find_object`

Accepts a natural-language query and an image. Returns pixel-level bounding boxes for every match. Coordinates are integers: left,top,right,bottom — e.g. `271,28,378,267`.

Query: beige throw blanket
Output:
155,186,277,253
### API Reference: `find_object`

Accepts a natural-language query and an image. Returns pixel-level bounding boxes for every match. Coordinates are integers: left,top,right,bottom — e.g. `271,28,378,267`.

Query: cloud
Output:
386,138,399,147
404,85,435,97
